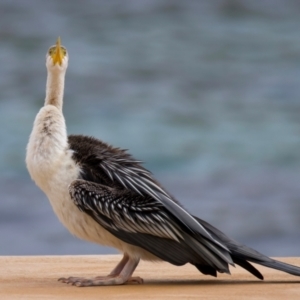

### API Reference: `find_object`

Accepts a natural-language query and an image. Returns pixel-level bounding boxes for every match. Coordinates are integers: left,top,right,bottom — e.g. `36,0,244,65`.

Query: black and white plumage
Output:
26,38,300,287
68,135,233,273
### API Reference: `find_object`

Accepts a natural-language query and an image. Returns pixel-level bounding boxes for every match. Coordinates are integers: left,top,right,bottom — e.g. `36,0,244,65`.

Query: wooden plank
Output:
1,255,300,299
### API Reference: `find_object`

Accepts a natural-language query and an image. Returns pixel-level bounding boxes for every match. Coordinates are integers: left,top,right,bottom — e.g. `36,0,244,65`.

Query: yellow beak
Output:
52,37,64,65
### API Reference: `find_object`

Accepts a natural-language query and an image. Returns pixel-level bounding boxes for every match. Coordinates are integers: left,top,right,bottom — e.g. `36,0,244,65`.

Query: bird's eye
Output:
48,48,54,55
62,49,67,55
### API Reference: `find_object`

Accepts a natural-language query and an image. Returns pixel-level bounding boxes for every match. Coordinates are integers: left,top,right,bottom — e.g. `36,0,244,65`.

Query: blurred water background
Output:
0,0,300,257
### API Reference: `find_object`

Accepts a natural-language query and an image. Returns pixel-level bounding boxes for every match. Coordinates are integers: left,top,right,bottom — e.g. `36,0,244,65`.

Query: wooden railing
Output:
1,255,300,299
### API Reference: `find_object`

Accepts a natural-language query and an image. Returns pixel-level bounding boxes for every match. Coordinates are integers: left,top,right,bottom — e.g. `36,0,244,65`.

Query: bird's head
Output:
46,37,68,71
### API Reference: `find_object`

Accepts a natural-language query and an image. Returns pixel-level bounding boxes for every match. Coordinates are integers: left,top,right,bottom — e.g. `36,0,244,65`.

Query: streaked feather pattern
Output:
68,135,234,272
68,135,226,248
68,135,300,279
70,180,183,243
69,179,232,271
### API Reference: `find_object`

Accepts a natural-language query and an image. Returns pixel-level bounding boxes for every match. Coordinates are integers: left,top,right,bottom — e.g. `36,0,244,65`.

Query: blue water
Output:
0,0,300,257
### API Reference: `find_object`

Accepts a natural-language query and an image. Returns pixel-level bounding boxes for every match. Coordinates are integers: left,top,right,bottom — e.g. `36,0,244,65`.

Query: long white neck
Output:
45,69,66,111
26,67,69,191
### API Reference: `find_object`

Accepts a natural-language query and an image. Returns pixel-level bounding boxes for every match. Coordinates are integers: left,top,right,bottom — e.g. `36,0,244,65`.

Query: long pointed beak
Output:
52,37,63,65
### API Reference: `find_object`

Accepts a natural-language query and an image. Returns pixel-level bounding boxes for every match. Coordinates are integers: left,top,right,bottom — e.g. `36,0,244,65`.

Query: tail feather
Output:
194,264,217,277
193,216,300,279
247,257,300,277
233,257,263,280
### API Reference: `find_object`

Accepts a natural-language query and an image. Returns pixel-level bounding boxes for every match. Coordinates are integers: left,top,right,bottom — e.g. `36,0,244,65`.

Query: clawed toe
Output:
58,277,95,286
58,276,89,285
58,275,144,286
127,276,144,284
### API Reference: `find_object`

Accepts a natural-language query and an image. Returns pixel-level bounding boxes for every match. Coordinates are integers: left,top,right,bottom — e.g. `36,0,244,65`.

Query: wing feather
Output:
69,179,231,271
90,147,230,252
69,179,182,242
68,135,233,269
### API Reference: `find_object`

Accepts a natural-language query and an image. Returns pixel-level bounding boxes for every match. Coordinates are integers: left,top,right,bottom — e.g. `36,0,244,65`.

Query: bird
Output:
26,37,300,287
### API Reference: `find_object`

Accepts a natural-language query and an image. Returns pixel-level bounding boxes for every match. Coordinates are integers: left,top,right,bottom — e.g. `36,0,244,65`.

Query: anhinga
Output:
26,37,300,286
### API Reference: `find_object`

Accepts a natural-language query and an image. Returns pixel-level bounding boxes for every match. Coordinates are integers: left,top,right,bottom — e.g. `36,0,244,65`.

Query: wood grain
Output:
1,255,300,299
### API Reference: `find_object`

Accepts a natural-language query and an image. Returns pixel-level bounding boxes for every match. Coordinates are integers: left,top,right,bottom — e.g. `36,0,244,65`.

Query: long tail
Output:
193,216,300,280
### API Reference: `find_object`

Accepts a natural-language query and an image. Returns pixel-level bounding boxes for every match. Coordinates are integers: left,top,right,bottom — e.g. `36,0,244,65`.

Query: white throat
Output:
45,68,66,111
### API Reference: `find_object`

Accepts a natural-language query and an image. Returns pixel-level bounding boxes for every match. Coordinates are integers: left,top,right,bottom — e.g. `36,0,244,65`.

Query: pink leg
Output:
58,254,143,287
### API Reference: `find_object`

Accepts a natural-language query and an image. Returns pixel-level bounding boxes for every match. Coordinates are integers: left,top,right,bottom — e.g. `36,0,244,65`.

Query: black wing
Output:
69,179,232,272
68,135,233,273
69,135,228,248
68,135,300,279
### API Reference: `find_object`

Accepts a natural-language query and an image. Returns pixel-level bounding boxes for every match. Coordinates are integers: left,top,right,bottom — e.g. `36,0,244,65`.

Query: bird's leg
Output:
100,253,130,277
58,254,143,287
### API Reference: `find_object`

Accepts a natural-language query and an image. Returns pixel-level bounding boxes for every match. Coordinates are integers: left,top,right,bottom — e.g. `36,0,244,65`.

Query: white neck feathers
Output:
45,69,66,111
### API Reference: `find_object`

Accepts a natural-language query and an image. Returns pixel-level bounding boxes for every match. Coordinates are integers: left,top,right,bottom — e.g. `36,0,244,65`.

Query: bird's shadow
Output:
141,279,300,286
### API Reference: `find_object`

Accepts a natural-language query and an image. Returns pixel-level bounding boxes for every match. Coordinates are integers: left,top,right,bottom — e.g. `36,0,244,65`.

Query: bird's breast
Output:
26,105,69,190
